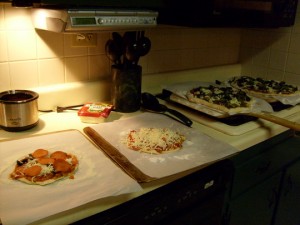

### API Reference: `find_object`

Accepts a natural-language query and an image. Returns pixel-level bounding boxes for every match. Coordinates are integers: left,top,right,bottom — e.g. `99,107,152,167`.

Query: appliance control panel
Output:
32,9,158,32
71,16,157,27
69,10,158,28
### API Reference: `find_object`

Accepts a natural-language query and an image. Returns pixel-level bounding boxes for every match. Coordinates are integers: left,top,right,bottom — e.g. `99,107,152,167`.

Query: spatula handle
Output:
247,112,300,131
166,108,193,127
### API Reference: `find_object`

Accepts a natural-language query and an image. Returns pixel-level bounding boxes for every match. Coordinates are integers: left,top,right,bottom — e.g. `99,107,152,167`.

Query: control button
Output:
98,18,106,24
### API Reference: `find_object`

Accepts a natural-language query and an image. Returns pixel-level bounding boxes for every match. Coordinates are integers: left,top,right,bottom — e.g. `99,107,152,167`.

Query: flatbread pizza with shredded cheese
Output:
122,127,186,154
186,85,255,113
229,75,300,102
10,149,79,185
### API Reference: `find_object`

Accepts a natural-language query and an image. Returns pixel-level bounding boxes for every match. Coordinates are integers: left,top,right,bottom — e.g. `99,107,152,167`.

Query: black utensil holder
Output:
111,65,142,112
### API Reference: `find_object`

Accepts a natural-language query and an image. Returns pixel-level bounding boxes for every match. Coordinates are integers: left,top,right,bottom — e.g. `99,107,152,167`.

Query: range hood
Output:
31,9,158,33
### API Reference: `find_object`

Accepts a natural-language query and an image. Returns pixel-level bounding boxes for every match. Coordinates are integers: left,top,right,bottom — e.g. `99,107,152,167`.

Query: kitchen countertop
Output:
1,64,300,224
1,107,300,150
1,108,300,225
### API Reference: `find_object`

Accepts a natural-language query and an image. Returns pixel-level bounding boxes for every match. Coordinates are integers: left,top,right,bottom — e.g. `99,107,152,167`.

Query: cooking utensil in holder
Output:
111,65,142,112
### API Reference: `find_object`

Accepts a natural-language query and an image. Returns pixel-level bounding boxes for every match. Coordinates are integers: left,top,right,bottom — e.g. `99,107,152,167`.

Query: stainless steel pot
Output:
0,90,39,132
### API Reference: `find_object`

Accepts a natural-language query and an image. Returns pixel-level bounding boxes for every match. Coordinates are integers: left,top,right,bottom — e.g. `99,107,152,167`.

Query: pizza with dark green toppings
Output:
229,76,300,102
186,85,254,113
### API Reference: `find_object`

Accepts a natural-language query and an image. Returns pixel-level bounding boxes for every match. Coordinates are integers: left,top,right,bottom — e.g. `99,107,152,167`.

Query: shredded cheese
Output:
24,158,38,168
23,158,54,176
39,164,54,176
124,128,185,154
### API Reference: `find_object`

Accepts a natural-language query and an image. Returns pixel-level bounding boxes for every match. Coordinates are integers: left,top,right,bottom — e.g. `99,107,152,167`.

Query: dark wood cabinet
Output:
229,173,282,225
224,131,300,225
274,159,300,225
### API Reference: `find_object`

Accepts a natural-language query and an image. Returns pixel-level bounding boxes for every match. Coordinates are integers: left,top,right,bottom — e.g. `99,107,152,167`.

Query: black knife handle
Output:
166,108,193,127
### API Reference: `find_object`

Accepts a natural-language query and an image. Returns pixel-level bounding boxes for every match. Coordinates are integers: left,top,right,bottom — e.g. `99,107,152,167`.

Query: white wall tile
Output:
249,65,269,78
241,2,300,79
293,6,300,34
36,30,64,58
289,33,300,53
4,6,33,30
269,50,288,70
286,52,300,73
220,46,240,65
65,56,88,82
64,34,88,57
193,48,212,67
88,55,110,80
147,50,185,73
88,32,109,55
266,69,284,81
285,72,300,86
9,60,38,89
150,28,184,51
7,30,37,61
270,32,291,52
251,47,270,66
0,63,10,91
0,5,4,30
39,58,65,86
180,49,197,69
0,31,8,62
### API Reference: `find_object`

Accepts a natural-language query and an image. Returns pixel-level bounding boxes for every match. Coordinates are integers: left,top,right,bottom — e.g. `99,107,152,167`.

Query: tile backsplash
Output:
240,0,300,86
0,3,240,92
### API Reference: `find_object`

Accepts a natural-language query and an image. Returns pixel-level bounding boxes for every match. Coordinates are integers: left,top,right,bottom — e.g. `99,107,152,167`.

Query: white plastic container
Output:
78,103,113,123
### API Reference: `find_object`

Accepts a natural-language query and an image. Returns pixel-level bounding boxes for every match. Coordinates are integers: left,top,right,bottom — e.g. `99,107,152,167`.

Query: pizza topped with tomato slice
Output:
10,149,79,185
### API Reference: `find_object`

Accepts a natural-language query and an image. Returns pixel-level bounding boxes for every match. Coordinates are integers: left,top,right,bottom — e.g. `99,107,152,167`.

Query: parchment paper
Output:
0,130,142,225
272,94,300,105
90,113,238,178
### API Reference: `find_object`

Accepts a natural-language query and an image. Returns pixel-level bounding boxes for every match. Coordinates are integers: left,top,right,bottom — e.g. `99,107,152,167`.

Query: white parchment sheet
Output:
0,130,142,225
90,113,239,178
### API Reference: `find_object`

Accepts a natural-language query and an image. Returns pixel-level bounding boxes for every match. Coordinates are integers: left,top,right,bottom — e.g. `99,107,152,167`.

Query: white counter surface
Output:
1,65,300,225
1,108,299,150
1,108,299,225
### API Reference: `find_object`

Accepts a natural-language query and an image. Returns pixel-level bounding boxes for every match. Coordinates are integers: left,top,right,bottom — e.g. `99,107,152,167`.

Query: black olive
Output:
16,160,24,166
16,157,29,166
215,80,222,85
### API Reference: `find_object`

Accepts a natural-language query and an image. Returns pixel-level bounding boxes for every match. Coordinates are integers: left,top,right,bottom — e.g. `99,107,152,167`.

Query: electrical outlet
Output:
72,33,97,47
